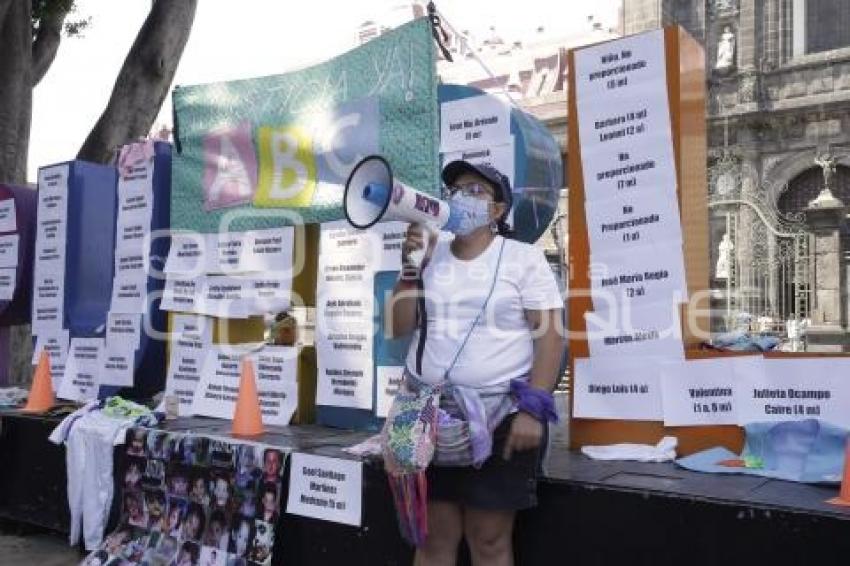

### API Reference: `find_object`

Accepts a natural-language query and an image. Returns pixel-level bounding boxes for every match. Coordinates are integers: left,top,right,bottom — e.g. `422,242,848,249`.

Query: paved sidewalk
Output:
0,529,79,565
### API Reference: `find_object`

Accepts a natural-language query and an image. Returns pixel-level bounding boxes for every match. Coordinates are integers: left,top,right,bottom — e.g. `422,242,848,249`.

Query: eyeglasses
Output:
442,182,493,199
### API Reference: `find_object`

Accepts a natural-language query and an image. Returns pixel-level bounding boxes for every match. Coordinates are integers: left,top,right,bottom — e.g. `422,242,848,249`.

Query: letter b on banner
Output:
255,125,318,207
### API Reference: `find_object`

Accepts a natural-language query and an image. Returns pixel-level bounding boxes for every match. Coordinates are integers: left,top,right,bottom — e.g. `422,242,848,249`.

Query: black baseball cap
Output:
441,160,513,213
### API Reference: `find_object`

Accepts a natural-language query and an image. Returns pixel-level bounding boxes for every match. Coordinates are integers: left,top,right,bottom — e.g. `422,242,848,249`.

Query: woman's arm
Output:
387,279,419,338
503,308,564,459
525,308,565,392
384,223,435,339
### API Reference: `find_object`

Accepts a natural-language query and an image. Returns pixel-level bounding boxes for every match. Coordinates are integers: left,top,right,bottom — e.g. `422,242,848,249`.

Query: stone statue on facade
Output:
715,25,736,71
809,152,842,209
715,232,734,279
815,152,837,191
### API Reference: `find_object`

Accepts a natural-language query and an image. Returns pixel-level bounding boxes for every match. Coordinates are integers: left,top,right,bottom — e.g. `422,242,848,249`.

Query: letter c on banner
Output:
320,112,362,180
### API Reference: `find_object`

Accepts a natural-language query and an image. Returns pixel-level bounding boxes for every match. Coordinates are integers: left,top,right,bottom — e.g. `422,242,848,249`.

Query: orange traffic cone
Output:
21,350,55,413
232,359,265,437
827,437,850,506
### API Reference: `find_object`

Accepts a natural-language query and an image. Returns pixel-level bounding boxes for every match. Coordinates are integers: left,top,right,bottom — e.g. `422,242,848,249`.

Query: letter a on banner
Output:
254,125,318,207
202,121,258,211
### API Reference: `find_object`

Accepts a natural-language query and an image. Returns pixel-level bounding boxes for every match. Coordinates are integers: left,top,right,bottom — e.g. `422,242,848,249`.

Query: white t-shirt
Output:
406,236,563,389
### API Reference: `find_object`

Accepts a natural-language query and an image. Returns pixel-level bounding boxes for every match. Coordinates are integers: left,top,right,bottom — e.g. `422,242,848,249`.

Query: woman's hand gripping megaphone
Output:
401,222,437,280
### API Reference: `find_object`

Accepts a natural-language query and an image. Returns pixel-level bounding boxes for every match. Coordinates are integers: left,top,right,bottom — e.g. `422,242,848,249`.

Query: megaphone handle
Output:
407,227,431,269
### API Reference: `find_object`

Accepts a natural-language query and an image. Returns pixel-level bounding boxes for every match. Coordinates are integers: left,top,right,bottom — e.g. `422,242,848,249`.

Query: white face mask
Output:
448,193,492,236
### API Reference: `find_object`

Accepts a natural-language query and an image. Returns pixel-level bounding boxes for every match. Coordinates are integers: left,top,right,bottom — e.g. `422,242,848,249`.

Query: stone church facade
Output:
623,0,850,349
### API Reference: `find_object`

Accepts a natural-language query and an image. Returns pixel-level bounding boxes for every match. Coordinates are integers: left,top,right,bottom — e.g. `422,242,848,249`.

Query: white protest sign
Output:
0,268,15,300
0,234,18,268
319,220,405,273
376,366,404,418
191,346,299,426
240,275,292,316
34,229,66,270
110,275,147,314
574,29,678,204
114,248,149,279
315,286,374,332
196,276,251,318
35,214,67,246
286,452,363,527
161,314,213,414
214,231,248,274
117,182,154,220
161,276,203,313
190,345,253,418
115,158,154,248
164,345,207,416
172,314,213,347
316,339,374,410
32,330,69,391
735,357,850,428
660,358,737,426
320,221,372,256
252,347,300,425
101,347,135,387
58,337,104,401
116,220,151,254
214,228,295,275
584,189,683,255
0,199,16,233
37,164,69,221
440,94,511,153
106,313,142,350
589,241,687,311
442,140,515,188
164,232,216,275
32,272,64,333
584,302,684,359
573,357,663,420
318,255,372,288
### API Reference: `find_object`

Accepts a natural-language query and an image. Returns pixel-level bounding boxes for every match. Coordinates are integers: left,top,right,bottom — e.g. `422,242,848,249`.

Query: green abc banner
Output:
171,17,439,232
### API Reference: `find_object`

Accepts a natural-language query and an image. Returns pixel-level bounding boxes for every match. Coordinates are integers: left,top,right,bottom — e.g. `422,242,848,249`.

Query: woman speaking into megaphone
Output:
383,160,564,564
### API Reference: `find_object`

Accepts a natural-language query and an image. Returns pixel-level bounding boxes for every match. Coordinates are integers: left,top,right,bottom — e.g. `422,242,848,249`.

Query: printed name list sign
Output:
567,27,711,452
191,345,299,426
735,357,850,429
286,452,363,527
660,358,738,426
32,164,69,335
574,29,677,205
163,315,213,416
573,357,663,420
573,28,686,376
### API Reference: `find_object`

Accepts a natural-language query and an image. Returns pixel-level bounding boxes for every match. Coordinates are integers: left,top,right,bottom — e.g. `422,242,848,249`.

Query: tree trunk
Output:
0,0,33,184
77,0,198,164
31,7,69,87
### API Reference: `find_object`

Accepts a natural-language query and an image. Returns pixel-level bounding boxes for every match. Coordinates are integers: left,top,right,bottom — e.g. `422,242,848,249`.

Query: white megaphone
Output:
343,155,463,267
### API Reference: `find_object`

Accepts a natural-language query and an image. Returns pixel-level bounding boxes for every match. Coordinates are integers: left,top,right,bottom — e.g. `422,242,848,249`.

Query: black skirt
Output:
426,413,546,511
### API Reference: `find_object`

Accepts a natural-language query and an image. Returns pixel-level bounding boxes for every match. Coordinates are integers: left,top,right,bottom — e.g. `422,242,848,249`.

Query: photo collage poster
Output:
81,427,286,566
